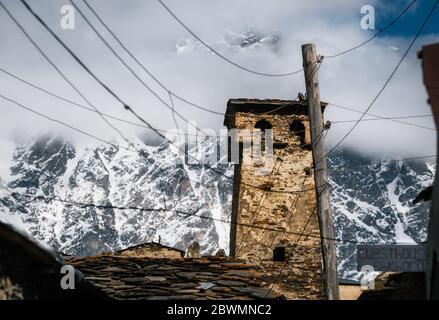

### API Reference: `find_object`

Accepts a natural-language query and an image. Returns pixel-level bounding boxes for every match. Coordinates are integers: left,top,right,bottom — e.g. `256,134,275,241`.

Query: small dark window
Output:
254,119,272,132
290,120,306,146
273,246,286,261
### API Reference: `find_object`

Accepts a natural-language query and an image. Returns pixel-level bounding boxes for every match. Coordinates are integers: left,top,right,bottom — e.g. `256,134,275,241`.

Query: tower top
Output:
224,98,327,128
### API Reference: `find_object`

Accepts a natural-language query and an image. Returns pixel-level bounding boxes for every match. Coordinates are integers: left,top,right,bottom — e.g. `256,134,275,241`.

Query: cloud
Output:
0,0,438,179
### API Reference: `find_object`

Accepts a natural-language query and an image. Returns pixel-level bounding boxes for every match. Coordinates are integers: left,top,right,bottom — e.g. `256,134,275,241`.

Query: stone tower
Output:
224,98,326,299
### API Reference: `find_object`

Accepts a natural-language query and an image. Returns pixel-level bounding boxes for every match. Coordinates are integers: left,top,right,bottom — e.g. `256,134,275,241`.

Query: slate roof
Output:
0,222,279,300
66,254,280,300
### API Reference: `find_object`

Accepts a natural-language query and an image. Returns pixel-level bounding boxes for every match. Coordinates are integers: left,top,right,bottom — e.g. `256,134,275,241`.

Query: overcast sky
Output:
0,0,438,180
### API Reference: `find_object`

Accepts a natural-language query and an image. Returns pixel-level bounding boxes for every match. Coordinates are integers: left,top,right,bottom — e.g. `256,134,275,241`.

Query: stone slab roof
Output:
67,254,281,300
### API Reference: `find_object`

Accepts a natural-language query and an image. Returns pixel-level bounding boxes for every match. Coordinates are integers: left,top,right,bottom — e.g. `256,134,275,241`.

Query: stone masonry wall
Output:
230,111,324,299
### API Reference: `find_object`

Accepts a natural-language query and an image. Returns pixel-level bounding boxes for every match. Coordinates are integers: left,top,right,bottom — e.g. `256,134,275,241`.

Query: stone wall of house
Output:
228,110,324,299
117,243,184,259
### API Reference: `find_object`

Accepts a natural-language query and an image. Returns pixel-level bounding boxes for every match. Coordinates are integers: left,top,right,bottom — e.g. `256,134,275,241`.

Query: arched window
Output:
254,119,272,153
254,119,272,132
290,120,306,146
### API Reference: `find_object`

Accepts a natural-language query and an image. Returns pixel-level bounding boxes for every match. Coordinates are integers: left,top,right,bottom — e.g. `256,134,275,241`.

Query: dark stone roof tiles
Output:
68,255,280,300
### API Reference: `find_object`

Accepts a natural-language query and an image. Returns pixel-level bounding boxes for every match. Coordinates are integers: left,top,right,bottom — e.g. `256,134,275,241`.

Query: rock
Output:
100,267,126,273
185,242,200,258
85,276,112,282
216,280,247,287
176,272,196,280
168,295,198,300
221,263,253,269
122,277,146,283
147,296,173,300
177,289,201,294
145,276,167,282
111,285,136,290
215,249,226,257
170,283,197,289
231,286,275,299
225,270,259,278
196,282,215,290
210,286,232,293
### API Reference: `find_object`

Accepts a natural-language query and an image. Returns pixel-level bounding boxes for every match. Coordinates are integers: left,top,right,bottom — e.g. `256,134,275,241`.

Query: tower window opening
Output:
290,120,306,146
254,119,272,153
254,119,272,132
273,246,286,261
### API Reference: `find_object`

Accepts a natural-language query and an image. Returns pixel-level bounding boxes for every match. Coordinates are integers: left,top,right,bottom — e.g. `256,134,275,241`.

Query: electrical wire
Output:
80,0,226,117
157,0,303,77
321,0,439,163
325,0,418,59
328,102,435,131
0,93,124,150
157,0,418,76
0,1,133,148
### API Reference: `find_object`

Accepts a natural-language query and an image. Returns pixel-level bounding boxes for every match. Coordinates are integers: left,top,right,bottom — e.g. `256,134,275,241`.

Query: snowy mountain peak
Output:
176,30,280,54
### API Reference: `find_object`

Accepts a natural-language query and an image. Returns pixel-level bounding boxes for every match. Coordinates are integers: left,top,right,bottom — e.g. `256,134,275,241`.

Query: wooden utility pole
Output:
302,43,339,300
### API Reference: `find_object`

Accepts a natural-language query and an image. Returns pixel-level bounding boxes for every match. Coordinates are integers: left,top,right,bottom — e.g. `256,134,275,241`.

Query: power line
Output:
325,0,418,59
1,64,433,134
0,93,125,151
168,90,180,135
332,115,433,123
18,194,201,216
237,123,327,258
156,0,303,77
0,66,312,138
2,66,434,191
259,174,309,262
67,0,214,136
0,67,307,140
0,66,148,129
397,154,436,161
265,204,318,297
0,0,133,148
235,158,284,256
328,102,435,131
14,192,388,246
327,152,436,163
157,0,418,76
0,66,212,137
322,0,439,162
15,0,436,194
18,0,319,195
80,0,225,117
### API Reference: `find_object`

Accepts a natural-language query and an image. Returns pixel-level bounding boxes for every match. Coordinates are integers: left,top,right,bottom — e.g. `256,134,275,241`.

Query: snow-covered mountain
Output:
176,30,280,54
0,135,434,280
328,149,433,280
0,134,232,257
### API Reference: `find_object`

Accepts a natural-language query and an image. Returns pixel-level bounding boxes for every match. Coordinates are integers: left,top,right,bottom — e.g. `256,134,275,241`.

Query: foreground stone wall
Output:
116,243,184,259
